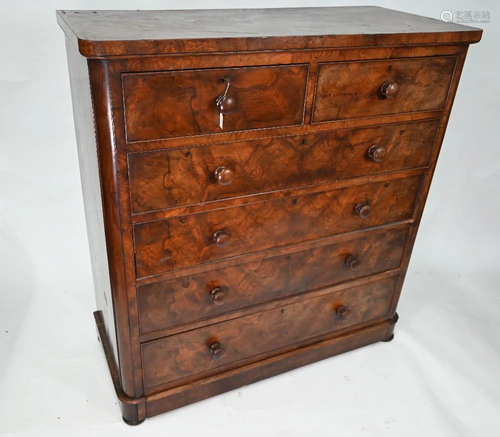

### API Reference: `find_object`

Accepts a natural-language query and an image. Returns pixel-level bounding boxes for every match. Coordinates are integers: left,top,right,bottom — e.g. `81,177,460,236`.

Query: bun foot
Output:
123,416,146,426
382,333,395,343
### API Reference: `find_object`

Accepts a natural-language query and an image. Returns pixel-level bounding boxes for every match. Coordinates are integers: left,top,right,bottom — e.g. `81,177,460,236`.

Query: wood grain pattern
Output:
86,58,143,403
133,175,421,277
128,120,439,213
109,45,464,155
140,271,402,343
122,65,308,142
142,276,398,389
64,39,120,374
388,47,471,321
138,228,408,334
56,7,482,57
131,168,426,226
58,7,480,424
313,56,457,122
145,316,397,415
65,39,145,422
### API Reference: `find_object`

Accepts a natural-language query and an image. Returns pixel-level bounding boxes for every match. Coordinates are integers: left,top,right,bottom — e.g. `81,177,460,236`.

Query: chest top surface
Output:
57,7,482,57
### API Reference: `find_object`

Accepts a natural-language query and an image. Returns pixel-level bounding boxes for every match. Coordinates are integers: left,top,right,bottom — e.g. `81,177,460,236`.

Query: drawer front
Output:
123,64,308,142
138,228,407,334
141,276,398,389
134,176,420,277
313,56,456,122
129,120,438,213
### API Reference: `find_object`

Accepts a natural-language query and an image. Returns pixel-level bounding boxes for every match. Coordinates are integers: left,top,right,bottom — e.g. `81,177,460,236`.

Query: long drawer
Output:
141,276,398,390
128,120,438,213
138,228,407,334
133,175,421,277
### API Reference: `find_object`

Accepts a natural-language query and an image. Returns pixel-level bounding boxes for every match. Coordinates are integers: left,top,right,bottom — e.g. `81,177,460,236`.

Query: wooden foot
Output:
94,311,147,425
122,416,146,426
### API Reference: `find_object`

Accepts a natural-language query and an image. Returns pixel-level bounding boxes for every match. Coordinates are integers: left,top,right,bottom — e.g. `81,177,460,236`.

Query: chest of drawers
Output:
58,7,481,424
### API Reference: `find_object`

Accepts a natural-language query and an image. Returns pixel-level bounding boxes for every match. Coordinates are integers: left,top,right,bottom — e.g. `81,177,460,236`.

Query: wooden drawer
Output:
122,64,309,142
129,120,438,213
138,228,407,334
313,56,456,122
141,276,397,390
133,175,420,277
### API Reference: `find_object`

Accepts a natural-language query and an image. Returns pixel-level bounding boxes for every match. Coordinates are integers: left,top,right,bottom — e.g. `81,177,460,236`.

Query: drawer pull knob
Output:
213,230,230,248
210,287,227,305
216,76,236,115
345,255,361,271
354,203,372,219
217,95,236,115
209,342,226,360
336,306,352,320
214,166,234,186
381,82,400,99
367,145,387,162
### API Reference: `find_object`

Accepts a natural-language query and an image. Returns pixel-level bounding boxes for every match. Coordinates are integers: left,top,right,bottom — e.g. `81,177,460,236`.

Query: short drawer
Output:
122,64,308,142
138,228,407,334
133,175,420,277
313,56,456,122
141,276,398,390
128,120,439,213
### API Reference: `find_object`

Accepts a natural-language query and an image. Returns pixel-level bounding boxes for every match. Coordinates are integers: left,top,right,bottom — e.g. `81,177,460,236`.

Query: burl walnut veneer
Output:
57,7,481,424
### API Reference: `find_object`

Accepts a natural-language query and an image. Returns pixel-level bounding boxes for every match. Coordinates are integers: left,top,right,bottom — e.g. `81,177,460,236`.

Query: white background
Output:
0,1,498,436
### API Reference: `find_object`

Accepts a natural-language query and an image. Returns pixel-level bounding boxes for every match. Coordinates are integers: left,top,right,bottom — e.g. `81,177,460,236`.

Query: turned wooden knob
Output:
217,95,236,115
216,76,236,115
214,166,234,186
345,255,361,271
336,306,352,320
381,82,400,99
354,203,371,219
213,230,230,248
210,287,227,305
209,342,226,360
367,145,387,162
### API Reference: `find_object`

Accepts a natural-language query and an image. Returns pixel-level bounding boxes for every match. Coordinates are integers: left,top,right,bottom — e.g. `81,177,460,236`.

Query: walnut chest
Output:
57,7,481,424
